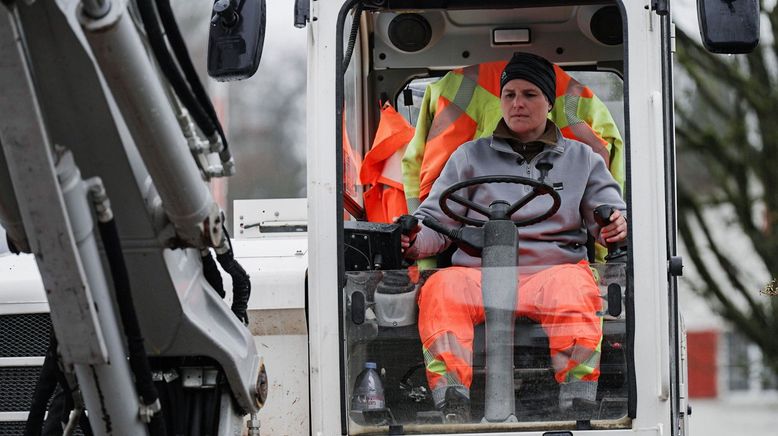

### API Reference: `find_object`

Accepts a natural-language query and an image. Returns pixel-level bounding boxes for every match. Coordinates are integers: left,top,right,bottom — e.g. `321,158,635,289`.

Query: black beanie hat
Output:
499,52,556,107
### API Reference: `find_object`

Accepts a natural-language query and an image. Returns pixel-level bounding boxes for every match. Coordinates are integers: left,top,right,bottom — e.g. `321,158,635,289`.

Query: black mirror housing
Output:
208,0,266,81
697,0,760,54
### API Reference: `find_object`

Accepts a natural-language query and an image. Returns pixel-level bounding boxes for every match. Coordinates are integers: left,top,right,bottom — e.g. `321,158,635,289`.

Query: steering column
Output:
421,175,560,423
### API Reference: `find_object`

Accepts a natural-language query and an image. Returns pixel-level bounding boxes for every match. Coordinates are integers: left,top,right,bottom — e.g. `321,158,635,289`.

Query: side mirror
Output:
207,0,266,81
697,0,760,54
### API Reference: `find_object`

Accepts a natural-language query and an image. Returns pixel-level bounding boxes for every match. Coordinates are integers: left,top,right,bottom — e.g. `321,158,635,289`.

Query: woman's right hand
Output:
394,215,421,255
400,229,420,252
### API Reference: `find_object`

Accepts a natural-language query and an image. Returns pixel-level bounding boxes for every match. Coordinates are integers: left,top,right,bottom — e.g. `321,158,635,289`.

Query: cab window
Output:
338,2,632,433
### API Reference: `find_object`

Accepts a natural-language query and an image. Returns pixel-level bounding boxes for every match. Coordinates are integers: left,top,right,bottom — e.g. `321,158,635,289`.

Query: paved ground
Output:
688,399,778,435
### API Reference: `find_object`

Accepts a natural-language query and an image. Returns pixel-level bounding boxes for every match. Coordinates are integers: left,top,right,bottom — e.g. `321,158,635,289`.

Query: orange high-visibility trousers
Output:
418,261,602,405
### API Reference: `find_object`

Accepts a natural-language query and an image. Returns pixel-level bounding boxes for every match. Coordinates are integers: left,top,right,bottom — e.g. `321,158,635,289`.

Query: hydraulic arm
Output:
0,1,264,434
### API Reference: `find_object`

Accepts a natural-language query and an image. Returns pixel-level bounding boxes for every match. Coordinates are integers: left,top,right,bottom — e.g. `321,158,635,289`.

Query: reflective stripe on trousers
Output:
418,261,603,402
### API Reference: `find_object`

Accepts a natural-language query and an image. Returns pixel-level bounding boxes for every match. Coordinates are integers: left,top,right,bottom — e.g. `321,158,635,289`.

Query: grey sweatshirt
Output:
406,127,626,267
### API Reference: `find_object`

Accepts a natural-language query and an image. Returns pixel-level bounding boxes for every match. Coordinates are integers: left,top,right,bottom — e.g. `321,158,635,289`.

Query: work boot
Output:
558,381,597,409
558,381,598,421
441,387,471,424
564,398,599,423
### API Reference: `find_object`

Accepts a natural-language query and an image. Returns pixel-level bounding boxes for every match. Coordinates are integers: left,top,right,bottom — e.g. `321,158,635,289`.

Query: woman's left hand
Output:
601,209,627,243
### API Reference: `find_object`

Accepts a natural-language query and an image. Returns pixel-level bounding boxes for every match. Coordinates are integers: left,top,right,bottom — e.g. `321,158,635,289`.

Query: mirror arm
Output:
651,0,669,16
295,0,310,28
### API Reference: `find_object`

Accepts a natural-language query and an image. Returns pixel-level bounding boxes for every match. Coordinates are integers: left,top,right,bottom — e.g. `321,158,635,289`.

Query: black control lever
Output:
397,214,419,236
396,215,419,266
593,205,627,262
422,217,483,257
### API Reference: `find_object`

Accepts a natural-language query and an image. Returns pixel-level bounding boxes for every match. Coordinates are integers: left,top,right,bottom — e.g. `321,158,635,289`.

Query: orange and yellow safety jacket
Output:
359,104,415,222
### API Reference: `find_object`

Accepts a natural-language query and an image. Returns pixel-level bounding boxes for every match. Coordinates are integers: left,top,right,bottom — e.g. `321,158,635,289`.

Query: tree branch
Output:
677,192,771,350
677,30,767,111
680,187,771,329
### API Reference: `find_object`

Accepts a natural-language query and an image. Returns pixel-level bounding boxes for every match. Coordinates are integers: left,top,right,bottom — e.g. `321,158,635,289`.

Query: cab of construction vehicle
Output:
296,0,758,434
330,1,637,434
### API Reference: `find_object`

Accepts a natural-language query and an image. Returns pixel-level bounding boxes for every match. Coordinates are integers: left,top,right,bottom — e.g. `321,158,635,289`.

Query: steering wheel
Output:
439,175,561,227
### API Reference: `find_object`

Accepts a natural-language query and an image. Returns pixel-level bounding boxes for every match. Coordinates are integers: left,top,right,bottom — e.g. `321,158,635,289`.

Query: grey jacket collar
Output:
488,126,566,157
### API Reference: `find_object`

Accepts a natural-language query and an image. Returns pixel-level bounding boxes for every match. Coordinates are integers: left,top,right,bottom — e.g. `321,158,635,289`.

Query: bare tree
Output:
675,7,778,376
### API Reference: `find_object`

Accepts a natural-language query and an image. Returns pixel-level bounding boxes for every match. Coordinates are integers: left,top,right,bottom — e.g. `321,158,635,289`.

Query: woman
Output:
400,52,627,422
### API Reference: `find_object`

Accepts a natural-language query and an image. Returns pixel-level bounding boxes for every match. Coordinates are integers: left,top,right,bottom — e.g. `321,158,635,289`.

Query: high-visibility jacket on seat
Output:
401,61,625,210
360,104,416,222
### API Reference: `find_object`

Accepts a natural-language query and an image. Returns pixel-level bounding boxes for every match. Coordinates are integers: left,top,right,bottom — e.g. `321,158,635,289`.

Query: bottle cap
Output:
364,361,377,369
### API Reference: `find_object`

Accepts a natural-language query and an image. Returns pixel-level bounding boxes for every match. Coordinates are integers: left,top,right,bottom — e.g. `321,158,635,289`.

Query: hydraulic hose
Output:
202,250,226,298
97,218,167,436
26,333,95,436
188,391,203,436
136,0,228,162
216,225,251,325
217,248,251,324
202,385,219,435
58,367,92,435
24,332,60,436
6,233,19,254
154,0,230,160
154,375,186,434
78,407,95,436
342,2,363,71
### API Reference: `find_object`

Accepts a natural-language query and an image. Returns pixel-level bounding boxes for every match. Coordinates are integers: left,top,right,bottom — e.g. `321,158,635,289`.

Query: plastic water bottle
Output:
351,361,385,411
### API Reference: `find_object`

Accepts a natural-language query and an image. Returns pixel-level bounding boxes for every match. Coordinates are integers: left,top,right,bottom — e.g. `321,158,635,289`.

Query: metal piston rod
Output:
80,0,222,249
58,151,150,434
0,14,148,429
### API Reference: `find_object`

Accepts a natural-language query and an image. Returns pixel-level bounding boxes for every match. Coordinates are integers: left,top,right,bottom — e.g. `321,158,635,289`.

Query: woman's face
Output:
500,79,551,142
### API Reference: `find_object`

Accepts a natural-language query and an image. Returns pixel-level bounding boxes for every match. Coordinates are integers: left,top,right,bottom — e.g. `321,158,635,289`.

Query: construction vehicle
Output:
0,0,759,435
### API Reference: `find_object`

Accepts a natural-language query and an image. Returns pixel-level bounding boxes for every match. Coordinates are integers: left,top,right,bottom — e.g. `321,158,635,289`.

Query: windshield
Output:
338,1,632,433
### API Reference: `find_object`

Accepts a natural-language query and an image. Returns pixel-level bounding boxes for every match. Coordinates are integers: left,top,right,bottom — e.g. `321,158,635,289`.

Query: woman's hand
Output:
394,216,421,255
601,209,627,243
